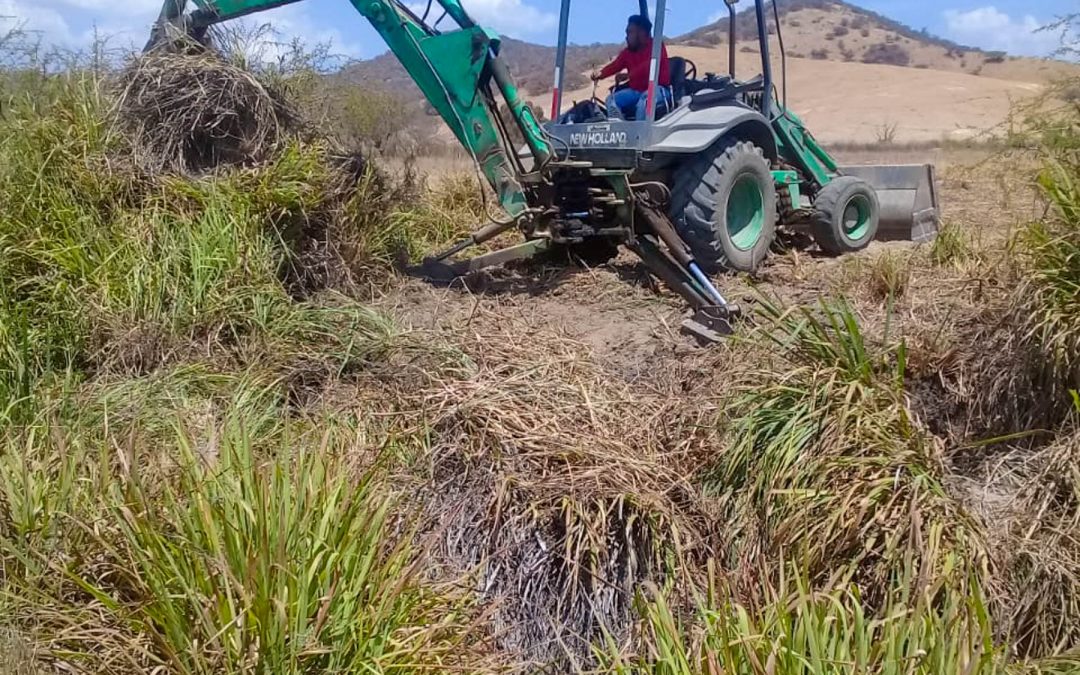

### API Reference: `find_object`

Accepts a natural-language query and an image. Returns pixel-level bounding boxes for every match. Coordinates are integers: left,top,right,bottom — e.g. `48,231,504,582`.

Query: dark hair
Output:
627,14,652,34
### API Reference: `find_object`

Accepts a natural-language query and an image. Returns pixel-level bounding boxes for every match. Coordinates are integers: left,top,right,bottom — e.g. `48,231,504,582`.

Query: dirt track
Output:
378,150,1035,386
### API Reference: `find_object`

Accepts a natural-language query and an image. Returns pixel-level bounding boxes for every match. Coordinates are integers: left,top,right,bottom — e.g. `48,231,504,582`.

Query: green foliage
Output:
367,173,485,262
1017,157,1080,385
0,72,418,419
0,371,470,673
608,561,1003,675
707,298,968,593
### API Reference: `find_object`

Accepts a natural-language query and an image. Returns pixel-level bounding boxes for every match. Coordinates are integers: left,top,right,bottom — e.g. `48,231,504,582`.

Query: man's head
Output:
625,14,652,51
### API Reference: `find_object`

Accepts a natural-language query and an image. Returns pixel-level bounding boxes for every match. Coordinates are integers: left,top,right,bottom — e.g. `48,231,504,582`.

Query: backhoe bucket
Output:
838,164,939,242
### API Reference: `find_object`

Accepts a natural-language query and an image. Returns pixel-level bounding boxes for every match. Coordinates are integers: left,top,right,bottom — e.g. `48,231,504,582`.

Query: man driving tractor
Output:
590,14,672,120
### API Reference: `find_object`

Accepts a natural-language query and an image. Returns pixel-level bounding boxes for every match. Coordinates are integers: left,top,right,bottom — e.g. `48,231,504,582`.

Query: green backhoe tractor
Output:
148,0,939,339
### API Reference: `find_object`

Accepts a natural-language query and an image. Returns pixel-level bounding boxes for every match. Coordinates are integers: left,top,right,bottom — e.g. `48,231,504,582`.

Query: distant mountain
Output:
676,0,1019,76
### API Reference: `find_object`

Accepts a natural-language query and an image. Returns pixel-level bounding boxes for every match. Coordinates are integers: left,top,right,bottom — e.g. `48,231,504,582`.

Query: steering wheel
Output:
590,81,608,114
684,58,698,81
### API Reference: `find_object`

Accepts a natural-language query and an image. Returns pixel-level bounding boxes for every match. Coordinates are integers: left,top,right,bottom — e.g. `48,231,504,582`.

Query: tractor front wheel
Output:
810,176,880,255
670,140,777,273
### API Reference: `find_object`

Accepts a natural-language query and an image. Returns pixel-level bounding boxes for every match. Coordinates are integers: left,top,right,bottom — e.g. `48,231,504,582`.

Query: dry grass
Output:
116,49,298,173
344,316,725,668
867,248,913,301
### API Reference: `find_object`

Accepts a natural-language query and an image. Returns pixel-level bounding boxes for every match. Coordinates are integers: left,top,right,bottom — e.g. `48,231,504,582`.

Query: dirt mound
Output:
116,50,298,173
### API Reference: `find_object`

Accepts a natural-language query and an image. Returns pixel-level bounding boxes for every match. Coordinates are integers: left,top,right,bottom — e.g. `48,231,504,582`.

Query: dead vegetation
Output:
116,49,300,173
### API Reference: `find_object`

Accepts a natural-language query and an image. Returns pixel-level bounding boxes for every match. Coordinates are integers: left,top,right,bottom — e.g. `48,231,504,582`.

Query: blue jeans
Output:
606,86,673,120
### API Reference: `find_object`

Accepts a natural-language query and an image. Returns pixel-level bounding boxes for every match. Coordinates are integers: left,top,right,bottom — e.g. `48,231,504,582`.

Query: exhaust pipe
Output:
839,163,940,243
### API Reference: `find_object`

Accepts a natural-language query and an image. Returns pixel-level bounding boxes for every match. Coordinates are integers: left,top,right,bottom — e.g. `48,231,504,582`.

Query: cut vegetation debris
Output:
116,49,299,173
4,38,1080,674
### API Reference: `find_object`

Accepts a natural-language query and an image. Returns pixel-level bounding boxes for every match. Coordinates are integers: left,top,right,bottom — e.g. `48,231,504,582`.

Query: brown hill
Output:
680,0,1073,82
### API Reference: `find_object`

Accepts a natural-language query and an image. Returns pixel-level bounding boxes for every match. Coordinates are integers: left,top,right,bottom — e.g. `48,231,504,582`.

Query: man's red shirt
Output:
598,38,671,92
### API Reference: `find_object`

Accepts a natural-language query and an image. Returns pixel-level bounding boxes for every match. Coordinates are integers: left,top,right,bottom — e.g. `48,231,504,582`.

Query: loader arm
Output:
151,0,550,218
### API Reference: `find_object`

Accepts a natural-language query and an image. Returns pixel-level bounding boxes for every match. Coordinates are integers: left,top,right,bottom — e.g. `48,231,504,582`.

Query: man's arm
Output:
592,49,627,81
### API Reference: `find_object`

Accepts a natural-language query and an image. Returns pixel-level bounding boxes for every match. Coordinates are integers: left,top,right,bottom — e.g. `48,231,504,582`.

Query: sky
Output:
0,0,1072,63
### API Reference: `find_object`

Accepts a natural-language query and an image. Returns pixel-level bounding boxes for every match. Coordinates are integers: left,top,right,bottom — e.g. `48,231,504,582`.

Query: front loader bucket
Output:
838,164,940,242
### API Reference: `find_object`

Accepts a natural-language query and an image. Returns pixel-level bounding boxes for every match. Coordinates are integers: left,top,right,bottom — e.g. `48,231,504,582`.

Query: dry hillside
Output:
680,0,1074,82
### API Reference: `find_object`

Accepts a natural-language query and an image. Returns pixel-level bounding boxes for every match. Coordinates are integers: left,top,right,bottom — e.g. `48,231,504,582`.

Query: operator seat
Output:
654,56,687,120
668,57,688,101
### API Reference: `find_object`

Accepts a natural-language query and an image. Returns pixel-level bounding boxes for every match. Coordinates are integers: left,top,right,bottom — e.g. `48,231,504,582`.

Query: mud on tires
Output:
670,139,777,274
810,175,880,255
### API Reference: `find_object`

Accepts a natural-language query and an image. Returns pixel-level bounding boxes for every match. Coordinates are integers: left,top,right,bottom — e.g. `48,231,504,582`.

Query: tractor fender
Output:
646,107,778,161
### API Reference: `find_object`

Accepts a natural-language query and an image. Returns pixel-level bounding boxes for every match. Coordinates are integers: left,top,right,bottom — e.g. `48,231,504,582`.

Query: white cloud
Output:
943,6,1059,58
0,0,368,59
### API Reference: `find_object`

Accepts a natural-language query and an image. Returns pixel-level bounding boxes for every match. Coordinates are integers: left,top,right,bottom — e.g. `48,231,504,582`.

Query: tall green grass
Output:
1017,158,1080,387
607,557,1002,675
1,371,472,673
0,56,476,673
0,67,413,423
706,298,968,595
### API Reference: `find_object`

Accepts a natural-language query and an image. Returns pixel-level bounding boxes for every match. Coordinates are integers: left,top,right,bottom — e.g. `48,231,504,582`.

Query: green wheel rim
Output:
842,194,872,241
726,174,765,251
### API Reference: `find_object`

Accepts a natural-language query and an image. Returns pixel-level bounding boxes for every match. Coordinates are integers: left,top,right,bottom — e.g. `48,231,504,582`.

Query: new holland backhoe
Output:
147,0,939,339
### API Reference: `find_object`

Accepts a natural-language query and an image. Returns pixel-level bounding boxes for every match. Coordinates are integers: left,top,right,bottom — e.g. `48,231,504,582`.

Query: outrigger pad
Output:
406,258,464,283
838,164,940,243
680,304,740,344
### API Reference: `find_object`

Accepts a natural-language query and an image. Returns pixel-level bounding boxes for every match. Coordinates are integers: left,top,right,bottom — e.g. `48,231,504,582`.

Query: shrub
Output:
862,42,911,66
328,86,412,154
811,48,830,60
875,120,899,144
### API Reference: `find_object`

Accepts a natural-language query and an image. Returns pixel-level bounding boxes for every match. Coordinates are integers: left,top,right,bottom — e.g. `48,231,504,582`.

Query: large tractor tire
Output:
810,176,880,255
670,139,777,273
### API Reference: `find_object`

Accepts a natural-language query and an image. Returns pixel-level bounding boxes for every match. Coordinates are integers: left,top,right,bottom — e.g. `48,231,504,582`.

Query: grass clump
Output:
867,249,913,301
609,559,1002,674
708,298,974,597
931,222,977,267
1016,158,1080,389
0,373,474,673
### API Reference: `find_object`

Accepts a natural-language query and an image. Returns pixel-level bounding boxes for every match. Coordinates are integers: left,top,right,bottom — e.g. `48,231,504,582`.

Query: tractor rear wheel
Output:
670,139,777,273
810,176,880,255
